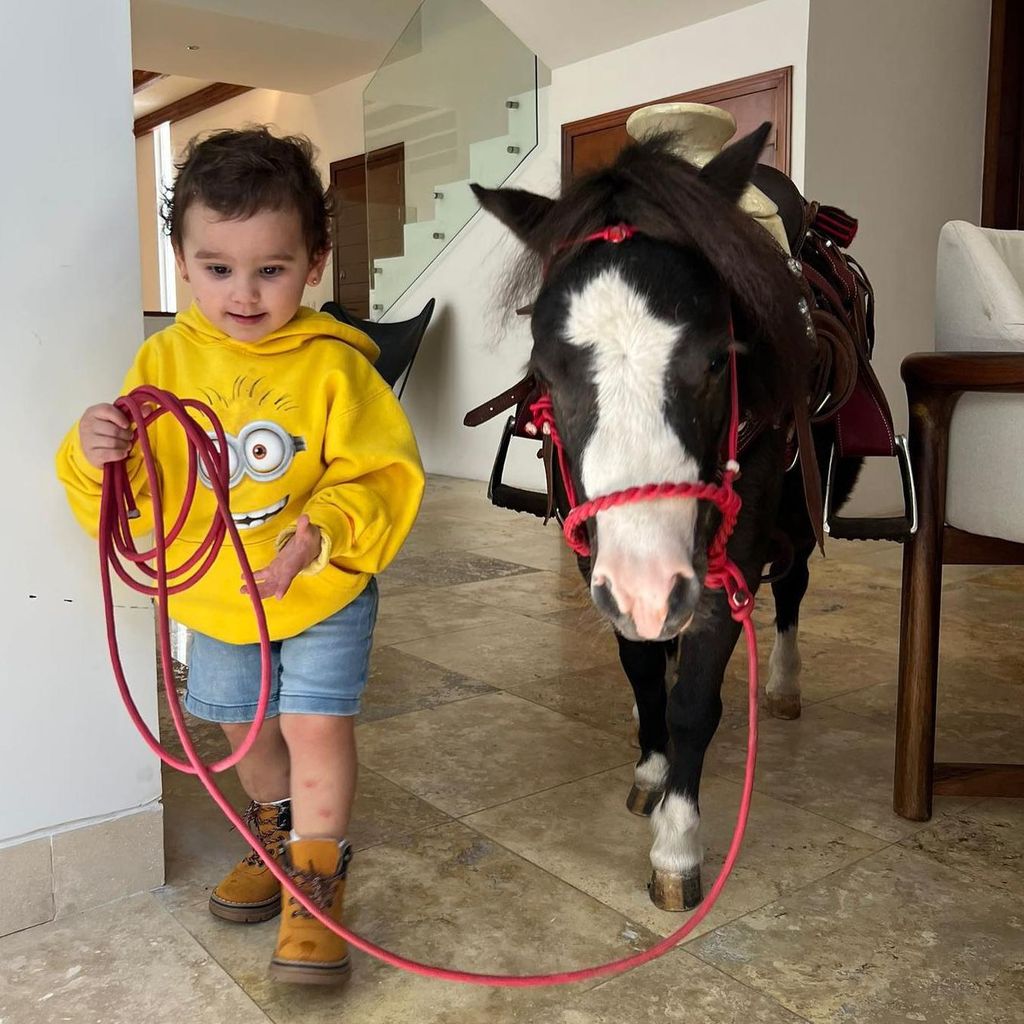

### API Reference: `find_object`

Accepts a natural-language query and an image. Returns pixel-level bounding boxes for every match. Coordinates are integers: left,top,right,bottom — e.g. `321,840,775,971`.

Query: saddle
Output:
464,200,915,545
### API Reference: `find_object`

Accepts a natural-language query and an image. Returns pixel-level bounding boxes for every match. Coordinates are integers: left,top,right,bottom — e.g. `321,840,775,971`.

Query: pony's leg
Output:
767,545,813,720
650,606,741,911
617,634,671,816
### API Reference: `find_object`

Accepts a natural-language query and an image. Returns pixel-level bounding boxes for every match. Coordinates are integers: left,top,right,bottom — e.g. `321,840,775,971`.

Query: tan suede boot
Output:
208,800,291,923
268,837,353,986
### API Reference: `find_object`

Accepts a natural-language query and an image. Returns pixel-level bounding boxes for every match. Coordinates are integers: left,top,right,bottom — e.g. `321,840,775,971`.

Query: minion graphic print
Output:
195,377,310,532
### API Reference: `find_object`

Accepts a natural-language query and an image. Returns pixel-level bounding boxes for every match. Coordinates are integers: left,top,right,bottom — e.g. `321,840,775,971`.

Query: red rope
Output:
98,351,758,986
529,348,752,618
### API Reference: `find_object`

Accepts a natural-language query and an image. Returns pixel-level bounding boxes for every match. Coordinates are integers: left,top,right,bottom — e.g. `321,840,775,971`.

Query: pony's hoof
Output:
767,693,802,719
648,868,702,912
626,785,662,816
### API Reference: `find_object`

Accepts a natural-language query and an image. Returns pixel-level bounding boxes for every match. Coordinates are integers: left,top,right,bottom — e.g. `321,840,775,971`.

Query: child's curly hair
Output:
164,126,333,258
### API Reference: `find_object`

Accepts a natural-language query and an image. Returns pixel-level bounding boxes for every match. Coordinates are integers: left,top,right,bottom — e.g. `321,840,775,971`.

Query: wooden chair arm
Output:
902,351,1024,395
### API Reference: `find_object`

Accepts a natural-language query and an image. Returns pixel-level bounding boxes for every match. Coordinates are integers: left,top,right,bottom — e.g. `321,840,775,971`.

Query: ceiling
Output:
130,0,423,95
131,0,763,107
483,0,762,70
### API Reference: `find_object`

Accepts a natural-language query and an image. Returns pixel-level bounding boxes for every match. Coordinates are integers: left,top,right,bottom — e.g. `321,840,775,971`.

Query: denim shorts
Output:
184,579,378,722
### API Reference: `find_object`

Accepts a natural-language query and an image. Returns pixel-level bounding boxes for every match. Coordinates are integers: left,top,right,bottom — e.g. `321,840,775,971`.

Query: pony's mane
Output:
500,133,814,414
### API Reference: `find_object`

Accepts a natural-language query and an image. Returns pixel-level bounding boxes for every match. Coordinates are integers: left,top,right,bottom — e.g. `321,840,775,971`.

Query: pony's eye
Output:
708,352,730,375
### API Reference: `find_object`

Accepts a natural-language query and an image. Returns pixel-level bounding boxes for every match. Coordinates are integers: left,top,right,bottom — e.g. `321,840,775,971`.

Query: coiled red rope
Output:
98,371,759,986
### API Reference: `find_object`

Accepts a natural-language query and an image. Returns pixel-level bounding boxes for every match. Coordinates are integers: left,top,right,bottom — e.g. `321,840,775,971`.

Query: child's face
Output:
175,203,328,342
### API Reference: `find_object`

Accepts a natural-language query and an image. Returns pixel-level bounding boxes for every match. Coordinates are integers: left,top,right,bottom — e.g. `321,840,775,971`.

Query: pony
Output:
471,124,860,910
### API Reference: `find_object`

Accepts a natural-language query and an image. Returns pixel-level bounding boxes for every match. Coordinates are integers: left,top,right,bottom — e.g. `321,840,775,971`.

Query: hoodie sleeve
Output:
278,380,425,575
55,343,158,539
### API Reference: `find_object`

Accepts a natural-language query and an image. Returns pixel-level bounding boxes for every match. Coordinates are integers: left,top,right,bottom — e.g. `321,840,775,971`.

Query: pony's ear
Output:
699,122,772,204
471,184,554,247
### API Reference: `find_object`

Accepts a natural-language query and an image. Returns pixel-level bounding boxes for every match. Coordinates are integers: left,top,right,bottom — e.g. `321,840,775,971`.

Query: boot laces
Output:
285,867,341,919
240,801,285,867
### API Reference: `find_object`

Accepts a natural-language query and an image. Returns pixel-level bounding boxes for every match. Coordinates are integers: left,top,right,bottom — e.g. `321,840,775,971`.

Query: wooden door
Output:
983,0,1024,229
562,67,792,187
330,143,404,318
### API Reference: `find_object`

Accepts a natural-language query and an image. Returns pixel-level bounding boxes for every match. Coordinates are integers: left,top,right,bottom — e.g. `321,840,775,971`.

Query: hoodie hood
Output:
175,303,380,363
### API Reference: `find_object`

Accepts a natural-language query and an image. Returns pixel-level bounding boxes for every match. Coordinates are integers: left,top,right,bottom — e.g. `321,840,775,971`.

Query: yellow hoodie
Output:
56,304,425,644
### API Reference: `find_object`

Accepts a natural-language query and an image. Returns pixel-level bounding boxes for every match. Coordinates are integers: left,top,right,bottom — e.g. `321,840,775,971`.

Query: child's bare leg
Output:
221,718,290,802
279,714,357,837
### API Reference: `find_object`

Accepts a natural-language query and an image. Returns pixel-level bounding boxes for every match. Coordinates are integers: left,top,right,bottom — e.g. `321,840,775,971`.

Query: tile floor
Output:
3,475,1022,1023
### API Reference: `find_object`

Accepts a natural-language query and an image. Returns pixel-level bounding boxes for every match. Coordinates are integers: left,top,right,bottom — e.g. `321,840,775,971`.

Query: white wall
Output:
1,0,159,842
387,0,812,488
804,0,990,514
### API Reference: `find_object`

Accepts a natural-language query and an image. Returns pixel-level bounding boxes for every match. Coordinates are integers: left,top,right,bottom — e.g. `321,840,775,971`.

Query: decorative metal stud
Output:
787,257,802,275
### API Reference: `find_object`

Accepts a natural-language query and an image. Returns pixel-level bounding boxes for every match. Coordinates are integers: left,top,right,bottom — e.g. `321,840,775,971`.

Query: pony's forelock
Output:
494,133,813,416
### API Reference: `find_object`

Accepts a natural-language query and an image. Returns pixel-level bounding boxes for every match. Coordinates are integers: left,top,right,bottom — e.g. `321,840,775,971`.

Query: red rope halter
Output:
529,345,751,620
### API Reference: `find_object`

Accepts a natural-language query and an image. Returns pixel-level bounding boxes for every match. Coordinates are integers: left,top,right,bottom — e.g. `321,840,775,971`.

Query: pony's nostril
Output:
667,573,701,622
592,577,621,619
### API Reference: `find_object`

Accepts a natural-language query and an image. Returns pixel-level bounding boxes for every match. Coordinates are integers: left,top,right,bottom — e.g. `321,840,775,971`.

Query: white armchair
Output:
895,220,1024,820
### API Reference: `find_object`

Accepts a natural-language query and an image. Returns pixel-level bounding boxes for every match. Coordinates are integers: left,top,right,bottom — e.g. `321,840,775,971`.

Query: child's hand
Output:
79,404,134,469
241,515,323,601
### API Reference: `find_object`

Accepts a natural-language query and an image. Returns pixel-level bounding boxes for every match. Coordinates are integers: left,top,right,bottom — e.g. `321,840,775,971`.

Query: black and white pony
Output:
472,125,859,910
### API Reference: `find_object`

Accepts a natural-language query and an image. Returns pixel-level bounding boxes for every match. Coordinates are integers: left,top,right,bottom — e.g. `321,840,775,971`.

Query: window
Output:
154,121,177,312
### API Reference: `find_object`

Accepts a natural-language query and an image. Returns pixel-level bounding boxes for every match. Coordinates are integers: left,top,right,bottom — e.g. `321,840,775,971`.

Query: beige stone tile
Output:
722,628,900,714
52,807,163,918
467,529,581,574
357,692,632,816
165,822,661,1023
0,838,53,938
690,845,1024,1024
362,646,495,723
392,614,619,690
467,765,885,942
825,661,1024,764
965,566,1024,592
379,549,536,589
0,893,268,1023
900,797,1024,896
374,586,510,647
705,702,971,842
789,572,903,654
446,568,591,619
548,949,810,1023
938,581,1024,684
400,511,538,553
499,660,638,740
544,602,622,639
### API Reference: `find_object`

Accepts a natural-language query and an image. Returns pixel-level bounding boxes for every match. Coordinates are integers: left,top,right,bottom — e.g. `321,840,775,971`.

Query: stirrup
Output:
823,434,918,542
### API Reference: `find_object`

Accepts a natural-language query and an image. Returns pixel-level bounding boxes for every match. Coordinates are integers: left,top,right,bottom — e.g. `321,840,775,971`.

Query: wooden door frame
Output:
982,0,1024,229
560,66,792,189
330,152,369,310
329,143,405,314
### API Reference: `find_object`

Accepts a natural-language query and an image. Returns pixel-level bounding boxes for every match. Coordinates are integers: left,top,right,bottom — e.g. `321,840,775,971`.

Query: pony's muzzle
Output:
592,562,701,642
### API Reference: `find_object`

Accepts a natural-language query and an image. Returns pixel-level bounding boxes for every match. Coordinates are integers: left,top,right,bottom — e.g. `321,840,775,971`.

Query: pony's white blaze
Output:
565,269,699,639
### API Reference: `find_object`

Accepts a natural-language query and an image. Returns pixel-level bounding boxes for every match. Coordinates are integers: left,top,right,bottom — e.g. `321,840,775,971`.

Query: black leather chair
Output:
320,298,435,399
